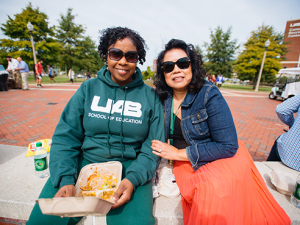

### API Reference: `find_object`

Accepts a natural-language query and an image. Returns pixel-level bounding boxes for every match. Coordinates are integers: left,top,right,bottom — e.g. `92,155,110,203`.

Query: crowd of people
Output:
0,56,59,91
0,57,93,91
206,73,224,88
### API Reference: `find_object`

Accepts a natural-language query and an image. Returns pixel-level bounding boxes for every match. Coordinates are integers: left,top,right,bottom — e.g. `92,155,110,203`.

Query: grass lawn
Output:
27,75,87,84
221,83,272,93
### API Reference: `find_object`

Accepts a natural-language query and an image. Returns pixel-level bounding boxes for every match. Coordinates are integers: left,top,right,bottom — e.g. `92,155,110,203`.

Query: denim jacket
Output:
164,81,238,171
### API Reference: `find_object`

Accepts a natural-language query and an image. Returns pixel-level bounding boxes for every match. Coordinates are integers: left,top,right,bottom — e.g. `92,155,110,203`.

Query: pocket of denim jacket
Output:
191,110,209,136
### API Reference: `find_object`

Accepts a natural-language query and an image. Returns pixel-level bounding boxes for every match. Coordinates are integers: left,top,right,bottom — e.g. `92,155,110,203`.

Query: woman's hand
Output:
151,140,179,160
111,178,133,209
152,140,189,161
54,185,75,198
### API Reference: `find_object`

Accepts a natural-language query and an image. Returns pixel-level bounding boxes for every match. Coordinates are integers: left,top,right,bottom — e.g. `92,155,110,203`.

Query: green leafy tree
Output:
195,44,207,68
204,26,239,77
234,25,287,88
142,66,155,80
0,3,61,69
56,8,103,73
195,44,203,57
78,36,104,74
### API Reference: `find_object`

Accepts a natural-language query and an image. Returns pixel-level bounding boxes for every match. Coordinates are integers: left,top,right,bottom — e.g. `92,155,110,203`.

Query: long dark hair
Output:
154,39,206,101
98,27,147,65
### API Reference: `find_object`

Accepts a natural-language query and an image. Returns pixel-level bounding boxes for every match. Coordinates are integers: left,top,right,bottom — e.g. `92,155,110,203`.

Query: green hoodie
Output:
49,66,164,190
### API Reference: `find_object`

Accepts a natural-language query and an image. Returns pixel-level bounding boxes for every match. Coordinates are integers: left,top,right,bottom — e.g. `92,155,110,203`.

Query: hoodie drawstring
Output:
106,87,116,154
120,87,127,158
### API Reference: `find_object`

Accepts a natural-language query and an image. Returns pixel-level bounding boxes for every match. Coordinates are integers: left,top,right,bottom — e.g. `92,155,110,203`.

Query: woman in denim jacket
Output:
151,39,290,225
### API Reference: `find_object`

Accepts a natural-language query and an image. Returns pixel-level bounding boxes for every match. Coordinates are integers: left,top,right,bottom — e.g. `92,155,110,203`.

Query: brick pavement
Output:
0,84,288,161
221,89,288,161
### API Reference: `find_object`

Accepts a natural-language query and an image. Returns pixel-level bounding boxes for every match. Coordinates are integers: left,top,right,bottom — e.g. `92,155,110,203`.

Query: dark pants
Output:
0,74,8,91
267,138,281,161
26,157,155,225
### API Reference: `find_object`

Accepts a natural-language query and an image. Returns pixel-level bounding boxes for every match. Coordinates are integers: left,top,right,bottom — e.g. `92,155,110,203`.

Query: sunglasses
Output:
161,57,191,73
108,48,139,63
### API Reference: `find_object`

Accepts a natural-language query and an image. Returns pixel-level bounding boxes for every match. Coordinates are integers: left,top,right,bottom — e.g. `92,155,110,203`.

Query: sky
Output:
1,0,299,70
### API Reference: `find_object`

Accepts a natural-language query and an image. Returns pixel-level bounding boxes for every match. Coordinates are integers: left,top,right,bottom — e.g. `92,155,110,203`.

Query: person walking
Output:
35,59,45,87
0,64,9,91
211,74,216,85
47,65,56,84
68,68,75,84
6,56,22,89
16,57,30,90
216,73,224,88
86,71,91,79
207,74,212,83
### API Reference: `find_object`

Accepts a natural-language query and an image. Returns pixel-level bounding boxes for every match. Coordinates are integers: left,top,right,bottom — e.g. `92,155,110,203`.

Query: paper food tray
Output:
37,161,122,217
268,169,298,196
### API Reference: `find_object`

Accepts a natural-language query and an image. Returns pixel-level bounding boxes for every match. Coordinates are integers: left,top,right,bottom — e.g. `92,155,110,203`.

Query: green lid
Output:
36,142,42,147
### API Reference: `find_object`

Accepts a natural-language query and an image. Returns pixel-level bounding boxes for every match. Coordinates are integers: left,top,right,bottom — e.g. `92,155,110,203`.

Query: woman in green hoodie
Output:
27,27,165,225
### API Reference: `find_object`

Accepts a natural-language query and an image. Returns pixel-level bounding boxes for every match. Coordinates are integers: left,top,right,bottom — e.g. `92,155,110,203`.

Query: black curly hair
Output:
154,39,206,101
98,27,147,65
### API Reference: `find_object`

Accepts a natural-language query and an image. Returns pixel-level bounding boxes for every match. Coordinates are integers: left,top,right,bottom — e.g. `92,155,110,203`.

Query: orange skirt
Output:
173,140,291,225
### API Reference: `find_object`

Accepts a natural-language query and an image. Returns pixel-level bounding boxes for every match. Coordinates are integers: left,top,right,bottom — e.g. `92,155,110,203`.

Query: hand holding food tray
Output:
37,161,122,217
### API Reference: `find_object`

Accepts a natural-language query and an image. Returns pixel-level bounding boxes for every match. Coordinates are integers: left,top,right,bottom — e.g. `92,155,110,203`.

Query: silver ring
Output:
159,148,162,153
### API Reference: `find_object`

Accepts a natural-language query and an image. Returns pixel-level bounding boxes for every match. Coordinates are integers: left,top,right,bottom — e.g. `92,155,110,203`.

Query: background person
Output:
0,64,9,91
207,74,212,83
16,57,29,90
27,27,165,225
6,56,22,89
211,74,216,85
86,71,91,79
35,59,45,87
267,94,300,172
47,65,56,84
68,68,75,83
216,73,224,88
152,39,290,225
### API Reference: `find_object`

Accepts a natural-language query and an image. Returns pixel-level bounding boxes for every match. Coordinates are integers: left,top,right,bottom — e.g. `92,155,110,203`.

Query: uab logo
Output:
91,96,142,118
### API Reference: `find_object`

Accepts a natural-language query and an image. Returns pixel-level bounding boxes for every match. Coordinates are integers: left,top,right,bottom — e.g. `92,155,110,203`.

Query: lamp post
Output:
27,22,37,65
255,39,270,92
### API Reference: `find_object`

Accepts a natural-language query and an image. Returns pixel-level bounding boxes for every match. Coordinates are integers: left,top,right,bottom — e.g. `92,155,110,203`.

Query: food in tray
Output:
78,167,118,202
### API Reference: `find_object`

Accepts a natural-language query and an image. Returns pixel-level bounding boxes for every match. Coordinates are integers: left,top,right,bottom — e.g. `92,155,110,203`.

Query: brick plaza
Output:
0,84,287,161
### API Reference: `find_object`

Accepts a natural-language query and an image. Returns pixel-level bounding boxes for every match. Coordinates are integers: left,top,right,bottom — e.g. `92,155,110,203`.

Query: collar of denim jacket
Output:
166,91,197,108
181,92,197,107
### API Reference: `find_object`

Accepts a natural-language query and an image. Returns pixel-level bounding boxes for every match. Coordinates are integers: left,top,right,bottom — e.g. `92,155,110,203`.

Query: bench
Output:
0,144,299,224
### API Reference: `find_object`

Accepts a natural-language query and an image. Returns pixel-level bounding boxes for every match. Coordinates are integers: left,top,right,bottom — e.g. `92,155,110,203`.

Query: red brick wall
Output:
282,19,300,68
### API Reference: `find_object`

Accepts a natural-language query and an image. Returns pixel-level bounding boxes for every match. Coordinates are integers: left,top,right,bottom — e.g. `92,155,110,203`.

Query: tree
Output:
142,66,155,80
234,25,288,88
204,26,239,78
0,3,61,69
77,36,104,74
195,44,203,57
56,8,103,73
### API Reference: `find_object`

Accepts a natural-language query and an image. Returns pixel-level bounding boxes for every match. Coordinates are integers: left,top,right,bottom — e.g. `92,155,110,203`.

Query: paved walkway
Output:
0,83,287,161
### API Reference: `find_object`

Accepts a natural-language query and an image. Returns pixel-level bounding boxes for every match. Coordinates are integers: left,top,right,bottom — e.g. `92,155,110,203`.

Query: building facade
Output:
281,19,300,68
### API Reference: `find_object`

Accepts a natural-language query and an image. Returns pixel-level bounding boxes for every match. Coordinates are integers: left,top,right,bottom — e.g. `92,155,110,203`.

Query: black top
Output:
173,114,188,149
